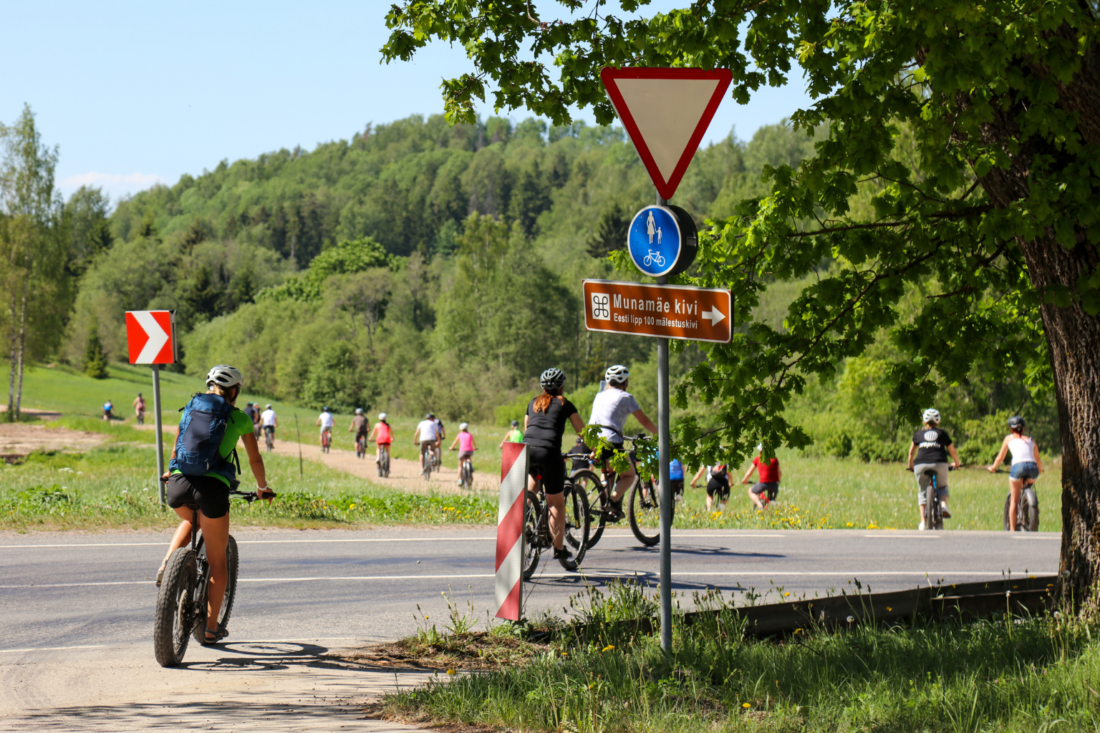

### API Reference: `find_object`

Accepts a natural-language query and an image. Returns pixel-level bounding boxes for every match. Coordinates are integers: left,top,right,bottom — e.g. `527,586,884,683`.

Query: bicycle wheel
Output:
924,486,937,530
1021,489,1040,531
572,470,607,548
422,451,432,480
191,560,211,645
563,481,591,566
198,535,239,631
382,448,390,477
522,490,543,581
153,547,197,667
628,477,661,546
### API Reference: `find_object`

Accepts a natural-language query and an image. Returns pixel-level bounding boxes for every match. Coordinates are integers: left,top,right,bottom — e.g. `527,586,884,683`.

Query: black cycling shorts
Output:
167,474,231,519
593,441,625,465
706,477,731,498
751,482,780,500
528,445,566,495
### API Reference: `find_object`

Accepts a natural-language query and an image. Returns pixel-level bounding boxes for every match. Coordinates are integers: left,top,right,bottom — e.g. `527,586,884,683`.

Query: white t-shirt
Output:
588,387,641,443
318,411,334,429
416,419,439,442
1008,436,1037,464
260,409,277,427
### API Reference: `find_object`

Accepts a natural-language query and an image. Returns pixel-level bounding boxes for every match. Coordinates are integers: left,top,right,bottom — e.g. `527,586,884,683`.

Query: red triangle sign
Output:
601,67,732,201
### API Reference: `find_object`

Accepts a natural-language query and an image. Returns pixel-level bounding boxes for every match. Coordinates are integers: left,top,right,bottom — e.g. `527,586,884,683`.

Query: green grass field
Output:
2,361,1063,532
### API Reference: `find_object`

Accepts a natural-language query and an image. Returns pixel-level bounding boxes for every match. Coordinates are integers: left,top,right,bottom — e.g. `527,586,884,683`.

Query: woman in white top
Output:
987,415,1043,531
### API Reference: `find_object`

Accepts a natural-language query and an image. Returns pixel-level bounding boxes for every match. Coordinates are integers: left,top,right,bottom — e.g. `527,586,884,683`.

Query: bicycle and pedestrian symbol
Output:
628,205,693,277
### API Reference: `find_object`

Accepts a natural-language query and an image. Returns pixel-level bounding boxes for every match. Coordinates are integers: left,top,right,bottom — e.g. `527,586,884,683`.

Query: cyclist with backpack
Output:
906,408,962,530
525,367,587,571
157,365,273,644
691,460,731,511
987,415,1044,531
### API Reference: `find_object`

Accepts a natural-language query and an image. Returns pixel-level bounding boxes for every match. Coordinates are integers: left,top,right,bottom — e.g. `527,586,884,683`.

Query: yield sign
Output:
125,310,176,365
601,67,732,200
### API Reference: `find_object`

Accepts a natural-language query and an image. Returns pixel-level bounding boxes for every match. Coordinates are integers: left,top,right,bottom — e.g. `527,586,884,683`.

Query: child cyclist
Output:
368,412,393,467
742,443,781,510
449,422,477,487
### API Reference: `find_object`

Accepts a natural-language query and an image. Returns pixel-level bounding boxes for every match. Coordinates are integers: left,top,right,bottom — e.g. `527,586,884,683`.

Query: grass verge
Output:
379,581,1098,732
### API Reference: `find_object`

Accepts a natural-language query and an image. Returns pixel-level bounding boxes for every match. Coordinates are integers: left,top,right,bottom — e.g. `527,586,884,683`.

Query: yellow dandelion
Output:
742,703,751,709
602,644,615,652
446,669,456,675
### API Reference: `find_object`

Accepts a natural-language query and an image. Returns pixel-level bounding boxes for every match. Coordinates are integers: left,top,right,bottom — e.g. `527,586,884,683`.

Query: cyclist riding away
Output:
499,419,524,449
432,413,446,446
316,406,334,449
260,403,277,448
588,365,657,520
243,401,258,440
988,415,1043,531
349,408,369,456
369,412,393,466
525,367,587,571
691,460,731,511
450,422,477,487
157,365,273,644
669,455,685,501
103,399,114,421
133,393,146,425
743,443,781,510
907,408,962,530
413,413,441,473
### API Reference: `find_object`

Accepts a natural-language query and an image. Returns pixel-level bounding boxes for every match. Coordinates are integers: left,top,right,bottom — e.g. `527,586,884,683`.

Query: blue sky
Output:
2,1,812,202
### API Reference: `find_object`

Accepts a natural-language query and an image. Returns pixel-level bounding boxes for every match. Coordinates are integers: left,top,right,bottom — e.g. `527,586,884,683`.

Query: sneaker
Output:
940,503,951,519
554,547,578,572
918,521,927,531
606,498,625,522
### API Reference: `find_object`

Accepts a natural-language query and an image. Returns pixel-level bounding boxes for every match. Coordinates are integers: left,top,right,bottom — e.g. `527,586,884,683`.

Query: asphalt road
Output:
0,526,1060,729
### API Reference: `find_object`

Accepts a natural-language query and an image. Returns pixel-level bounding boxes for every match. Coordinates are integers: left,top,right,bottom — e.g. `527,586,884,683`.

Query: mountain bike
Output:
355,434,367,459
1004,481,1040,532
421,443,435,480
459,458,474,488
522,459,590,580
577,434,665,548
912,466,954,531
432,443,443,471
321,429,332,454
264,427,274,453
153,487,275,667
377,444,390,478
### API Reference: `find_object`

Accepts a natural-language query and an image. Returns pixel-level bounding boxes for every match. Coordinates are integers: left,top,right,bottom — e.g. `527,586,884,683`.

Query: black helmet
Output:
1008,415,1025,430
540,367,566,391
511,419,519,428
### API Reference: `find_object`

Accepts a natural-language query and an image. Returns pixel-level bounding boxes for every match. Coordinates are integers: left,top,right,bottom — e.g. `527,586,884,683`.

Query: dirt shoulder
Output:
0,420,108,463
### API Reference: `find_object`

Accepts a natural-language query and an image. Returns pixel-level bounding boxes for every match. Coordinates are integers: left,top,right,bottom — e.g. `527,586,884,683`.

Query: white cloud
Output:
59,171,168,199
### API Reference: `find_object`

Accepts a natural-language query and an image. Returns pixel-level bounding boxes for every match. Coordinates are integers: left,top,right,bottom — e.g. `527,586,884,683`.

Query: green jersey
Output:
505,428,524,443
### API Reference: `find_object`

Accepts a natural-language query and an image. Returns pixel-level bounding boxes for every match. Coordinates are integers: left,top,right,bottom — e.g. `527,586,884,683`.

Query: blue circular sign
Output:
628,206,682,277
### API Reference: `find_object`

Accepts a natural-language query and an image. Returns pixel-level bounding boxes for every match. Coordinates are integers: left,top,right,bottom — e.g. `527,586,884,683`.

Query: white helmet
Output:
922,408,941,424
207,365,243,389
355,408,363,415
460,422,469,431
605,365,630,384
378,412,387,421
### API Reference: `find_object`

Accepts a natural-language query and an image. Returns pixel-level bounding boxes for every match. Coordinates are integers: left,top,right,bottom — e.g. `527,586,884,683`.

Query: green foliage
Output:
82,326,108,379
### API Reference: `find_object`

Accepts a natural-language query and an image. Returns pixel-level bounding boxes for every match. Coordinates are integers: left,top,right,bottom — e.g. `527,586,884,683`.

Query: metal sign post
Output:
655,194,674,653
152,365,166,505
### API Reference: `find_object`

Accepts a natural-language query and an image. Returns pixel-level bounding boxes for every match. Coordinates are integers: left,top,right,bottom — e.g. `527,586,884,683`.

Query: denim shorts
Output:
1010,462,1039,480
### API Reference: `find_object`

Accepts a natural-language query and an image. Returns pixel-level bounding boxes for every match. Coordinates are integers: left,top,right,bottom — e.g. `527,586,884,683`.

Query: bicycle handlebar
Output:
159,476,276,501
906,466,957,472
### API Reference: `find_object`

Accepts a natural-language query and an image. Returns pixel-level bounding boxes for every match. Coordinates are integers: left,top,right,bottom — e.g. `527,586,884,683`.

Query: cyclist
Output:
499,419,524,449
102,399,114,421
566,435,591,473
348,408,370,456
691,460,731,511
368,412,393,467
669,456,685,502
742,443,781,510
587,365,657,520
906,408,962,530
413,413,441,473
157,365,273,644
133,393,146,425
316,406,334,450
431,413,446,447
243,401,258,438
449,422,477,487
259,403,277,448
987,415,1043,531
525,367,586,571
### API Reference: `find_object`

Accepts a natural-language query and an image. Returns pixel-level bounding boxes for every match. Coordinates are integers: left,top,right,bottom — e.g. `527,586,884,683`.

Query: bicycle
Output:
136,411,145,426
643,250,665,267
1004,479,1040,532
522,458,590,580
153,486,276,667
377,444,391,478
321,429,332,454
421,443,436,480
575,434,665,548
264,427,274,453
355,434,367,459
911,466,954,531
459,458,474,488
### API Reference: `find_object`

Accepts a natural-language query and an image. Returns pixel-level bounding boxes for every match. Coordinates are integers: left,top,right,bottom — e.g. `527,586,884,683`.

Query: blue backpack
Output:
669,459,684,480
169,393,238,485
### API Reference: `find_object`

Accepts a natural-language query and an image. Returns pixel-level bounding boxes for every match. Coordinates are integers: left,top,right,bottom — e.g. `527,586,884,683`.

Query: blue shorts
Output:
1010,462,1039,480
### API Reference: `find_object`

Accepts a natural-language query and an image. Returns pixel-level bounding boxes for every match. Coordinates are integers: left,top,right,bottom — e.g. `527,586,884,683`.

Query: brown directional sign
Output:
583,279,732,343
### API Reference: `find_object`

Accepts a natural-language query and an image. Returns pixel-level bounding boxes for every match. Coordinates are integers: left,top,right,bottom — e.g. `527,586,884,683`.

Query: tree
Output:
585,203,629,259
0,104,64,421
63,186,112,276
83,325,109,380
384,1,1100,612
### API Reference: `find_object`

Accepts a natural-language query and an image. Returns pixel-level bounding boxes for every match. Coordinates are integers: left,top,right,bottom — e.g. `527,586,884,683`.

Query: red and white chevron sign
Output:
495,442,528,621
125,310,176,365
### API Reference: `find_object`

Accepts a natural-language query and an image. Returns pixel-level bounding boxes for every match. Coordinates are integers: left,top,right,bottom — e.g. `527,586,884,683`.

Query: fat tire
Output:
217,536,239,629
573,470,606,549
563,482,591,566
153,548,196,667
522,490,543,581
628,477,660,546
